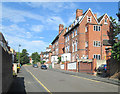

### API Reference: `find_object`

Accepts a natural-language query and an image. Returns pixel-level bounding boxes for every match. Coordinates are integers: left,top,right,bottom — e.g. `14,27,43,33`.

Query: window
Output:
65,46,67,53
68,45,69,52
68,34,69,41
77,17,79,22
85,26,88,32
72,31,74,38
93,25,100,31
93,54,101,60
75,40,77,51
105,19,107,23
65,37,67,42
94,26,96,31
93,41,100,47
87,16,91,22
104,18,108,24
85,41,88,47
72,42,74,52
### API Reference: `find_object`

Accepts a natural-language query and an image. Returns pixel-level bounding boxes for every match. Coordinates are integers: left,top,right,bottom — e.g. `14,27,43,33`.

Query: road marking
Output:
71,75,100,83
25,67,52,94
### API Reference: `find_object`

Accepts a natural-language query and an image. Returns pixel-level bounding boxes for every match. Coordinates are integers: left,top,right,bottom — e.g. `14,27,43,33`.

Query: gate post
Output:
92,59,97,75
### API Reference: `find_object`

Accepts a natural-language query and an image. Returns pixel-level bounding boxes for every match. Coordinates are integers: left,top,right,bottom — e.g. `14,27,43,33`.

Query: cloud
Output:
26,2,77,13
4,34,48,55
30,25,43,32
39,37,44,39
46,16,65,30
2,5,45,23
2,24,32,39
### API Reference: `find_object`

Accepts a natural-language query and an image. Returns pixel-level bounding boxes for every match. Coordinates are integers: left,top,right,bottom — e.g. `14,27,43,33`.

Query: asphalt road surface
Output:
24,65,119,93
8,65,119,93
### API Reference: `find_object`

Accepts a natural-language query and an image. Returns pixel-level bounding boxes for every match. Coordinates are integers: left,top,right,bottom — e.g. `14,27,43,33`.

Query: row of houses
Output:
40,8,114,68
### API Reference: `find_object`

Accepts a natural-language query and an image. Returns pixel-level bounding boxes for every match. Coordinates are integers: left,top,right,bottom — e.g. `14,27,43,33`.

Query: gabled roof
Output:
98,13,111,24
79,8,99,24
51,35,59,44
51,28,66,44
64,8,98,36
97,14,105,23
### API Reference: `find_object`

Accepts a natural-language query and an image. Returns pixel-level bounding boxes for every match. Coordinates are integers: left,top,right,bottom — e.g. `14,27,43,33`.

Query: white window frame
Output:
93,25,100,31
85,41,88,47
72,31,74,38
93,41,100,47
85,26,88,32
72,42,74,52
93,54,101,60
104,18,108,24
87,16,92,23
75,40,77,51
68,34,69,41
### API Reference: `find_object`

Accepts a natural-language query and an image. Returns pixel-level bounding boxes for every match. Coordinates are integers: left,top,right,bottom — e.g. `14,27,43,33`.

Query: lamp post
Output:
18,44,21,64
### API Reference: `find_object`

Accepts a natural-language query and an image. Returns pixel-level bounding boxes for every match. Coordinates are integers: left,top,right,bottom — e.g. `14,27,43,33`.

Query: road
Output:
8,65,119,93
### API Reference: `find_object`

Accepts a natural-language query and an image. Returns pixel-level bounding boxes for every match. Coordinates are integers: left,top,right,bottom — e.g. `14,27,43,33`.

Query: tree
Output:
16,49,29,64
110,16,120,63
20,49,29,64
31,52,40,64
110,16,120,39
57,57,61,64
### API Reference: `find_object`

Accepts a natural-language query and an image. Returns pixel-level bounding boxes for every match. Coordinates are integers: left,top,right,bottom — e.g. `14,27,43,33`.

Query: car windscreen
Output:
42,65,46,67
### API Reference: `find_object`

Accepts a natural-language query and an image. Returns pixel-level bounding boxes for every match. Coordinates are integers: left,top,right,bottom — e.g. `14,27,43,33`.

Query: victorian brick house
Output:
51,8,113,63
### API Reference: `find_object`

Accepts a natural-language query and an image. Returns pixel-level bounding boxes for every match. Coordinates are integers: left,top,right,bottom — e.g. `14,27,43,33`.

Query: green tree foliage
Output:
31,52,40,64
21,49,29,64
110,16,120,39
57,57,61,64
111,41,120,63
16,49,29,64
110,16,120,63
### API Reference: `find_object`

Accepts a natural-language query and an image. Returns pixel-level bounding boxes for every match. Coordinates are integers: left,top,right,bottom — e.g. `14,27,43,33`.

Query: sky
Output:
1,2,118,55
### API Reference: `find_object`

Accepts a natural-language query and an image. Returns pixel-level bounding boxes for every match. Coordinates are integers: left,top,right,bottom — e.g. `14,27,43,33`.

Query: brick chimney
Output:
76,9,83,19
49,45,52,49
94,14,97,19
59,24,64,34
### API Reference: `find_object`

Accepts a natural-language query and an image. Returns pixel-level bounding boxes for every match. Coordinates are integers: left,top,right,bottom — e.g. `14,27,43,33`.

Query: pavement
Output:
7,66,48,94
48,68,120,86
6,66,119,93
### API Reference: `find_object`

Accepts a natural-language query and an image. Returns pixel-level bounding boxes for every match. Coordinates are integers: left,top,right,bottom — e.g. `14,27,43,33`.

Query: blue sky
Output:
1,2,118,55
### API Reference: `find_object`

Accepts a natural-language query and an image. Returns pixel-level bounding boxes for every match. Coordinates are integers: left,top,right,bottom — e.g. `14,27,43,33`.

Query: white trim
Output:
99,13,111,24
79,8,98,24
93,41,101,47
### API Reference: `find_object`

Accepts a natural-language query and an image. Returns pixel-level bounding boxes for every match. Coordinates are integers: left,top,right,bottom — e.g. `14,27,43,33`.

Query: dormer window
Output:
87,16,91,22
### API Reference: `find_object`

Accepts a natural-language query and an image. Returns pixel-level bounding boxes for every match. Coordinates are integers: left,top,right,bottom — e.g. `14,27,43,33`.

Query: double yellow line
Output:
25,68,52,94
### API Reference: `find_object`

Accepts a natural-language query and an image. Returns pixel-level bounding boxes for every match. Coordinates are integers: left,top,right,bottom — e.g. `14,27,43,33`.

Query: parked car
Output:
33,64,38,68
41,65,47,69
97,64,107,76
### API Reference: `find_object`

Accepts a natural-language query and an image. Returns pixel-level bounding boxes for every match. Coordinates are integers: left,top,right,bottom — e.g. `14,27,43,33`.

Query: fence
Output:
0,45,13,93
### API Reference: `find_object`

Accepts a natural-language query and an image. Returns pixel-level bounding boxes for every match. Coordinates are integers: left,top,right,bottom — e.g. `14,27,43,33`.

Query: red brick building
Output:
51,8,113,63
40,45,52,64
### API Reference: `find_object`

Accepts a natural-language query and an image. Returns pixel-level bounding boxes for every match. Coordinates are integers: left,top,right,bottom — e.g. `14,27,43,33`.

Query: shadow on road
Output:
6,77,26,94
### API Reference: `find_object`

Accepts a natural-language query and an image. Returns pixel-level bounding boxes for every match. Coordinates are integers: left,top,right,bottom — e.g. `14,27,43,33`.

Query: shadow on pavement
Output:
6,77,26,94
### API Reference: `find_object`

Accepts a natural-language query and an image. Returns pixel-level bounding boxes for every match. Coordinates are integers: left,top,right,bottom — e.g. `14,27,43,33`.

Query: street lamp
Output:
18,44,21,64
